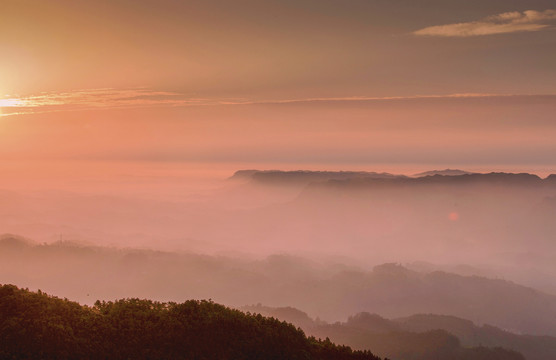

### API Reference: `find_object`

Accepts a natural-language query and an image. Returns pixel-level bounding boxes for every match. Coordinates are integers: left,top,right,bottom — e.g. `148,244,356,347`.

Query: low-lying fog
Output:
1,168,556,337
2,169,555,286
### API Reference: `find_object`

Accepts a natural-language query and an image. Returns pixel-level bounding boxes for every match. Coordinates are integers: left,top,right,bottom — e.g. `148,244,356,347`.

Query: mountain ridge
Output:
244,304,555,360
2,239,556,337
413,169,476,177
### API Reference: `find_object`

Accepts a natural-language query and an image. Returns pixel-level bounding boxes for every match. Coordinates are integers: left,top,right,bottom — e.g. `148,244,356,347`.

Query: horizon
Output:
2,1,556,180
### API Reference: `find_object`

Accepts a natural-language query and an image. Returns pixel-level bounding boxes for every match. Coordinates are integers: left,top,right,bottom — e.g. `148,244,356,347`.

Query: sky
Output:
1,0,556,186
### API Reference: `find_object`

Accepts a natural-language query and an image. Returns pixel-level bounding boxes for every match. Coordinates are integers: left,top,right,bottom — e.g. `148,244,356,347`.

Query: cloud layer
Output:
1,89,551,117
1,88,555,117
0,89,244,117
414,9,556,37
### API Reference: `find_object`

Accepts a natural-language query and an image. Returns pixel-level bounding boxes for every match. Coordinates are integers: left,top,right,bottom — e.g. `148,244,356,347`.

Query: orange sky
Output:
1,0,556,185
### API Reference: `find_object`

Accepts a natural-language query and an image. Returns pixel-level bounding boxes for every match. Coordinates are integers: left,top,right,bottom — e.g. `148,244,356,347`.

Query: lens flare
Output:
449,212,460,221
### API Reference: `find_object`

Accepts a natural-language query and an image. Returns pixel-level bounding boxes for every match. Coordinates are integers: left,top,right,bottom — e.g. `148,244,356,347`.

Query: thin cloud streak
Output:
236,93,551,105
414,9,556,37
1,89,555,117
0,88,243,117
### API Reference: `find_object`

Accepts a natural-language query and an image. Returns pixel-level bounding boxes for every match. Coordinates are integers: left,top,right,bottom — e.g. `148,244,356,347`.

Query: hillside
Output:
2,238,556,337
0,284,380,360
395,314,556,360
243,305,526,360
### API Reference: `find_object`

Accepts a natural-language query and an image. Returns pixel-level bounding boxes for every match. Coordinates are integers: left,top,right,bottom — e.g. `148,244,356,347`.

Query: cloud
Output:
1,88,554,117
243,93,527,105
0,88,246,117
414,9,556,37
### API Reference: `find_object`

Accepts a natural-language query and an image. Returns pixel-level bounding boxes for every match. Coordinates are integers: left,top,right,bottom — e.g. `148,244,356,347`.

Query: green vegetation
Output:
0,284,380,360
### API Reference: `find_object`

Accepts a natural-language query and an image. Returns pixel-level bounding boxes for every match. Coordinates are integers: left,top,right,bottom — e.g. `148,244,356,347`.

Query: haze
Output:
1,1,556,359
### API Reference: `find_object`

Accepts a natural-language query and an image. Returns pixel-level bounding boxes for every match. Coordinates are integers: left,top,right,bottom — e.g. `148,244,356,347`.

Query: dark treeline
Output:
0,284,380,360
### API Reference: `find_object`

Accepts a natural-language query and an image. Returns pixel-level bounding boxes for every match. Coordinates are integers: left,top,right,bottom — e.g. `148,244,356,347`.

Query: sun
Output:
0,96,24,116
0,97,23,108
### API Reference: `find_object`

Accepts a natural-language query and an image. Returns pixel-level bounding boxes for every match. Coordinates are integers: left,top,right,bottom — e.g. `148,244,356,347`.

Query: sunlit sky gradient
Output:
1,0,556,186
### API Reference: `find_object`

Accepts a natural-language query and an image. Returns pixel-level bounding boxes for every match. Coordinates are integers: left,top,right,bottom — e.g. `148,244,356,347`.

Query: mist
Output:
2,169,556,338
3,1,556,358
2,169,555,287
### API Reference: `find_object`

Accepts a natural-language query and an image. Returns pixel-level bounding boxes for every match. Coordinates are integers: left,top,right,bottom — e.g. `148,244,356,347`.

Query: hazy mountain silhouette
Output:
413,169,476,177
230,169,405,186
228,169,262,181
245,304,556,360
243,304,528,360
545,174,556,183
395,314,556,360
2,170,556,297
232,170,554,188
306,172,548,189
2,239,556,338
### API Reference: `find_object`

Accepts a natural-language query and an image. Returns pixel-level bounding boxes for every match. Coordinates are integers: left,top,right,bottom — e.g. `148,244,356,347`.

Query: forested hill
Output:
0,285,380,360
243,305,527,360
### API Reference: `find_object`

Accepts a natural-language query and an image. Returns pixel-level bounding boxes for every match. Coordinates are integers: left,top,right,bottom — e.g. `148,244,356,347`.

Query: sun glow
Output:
0,97,25,116
0,97,24,108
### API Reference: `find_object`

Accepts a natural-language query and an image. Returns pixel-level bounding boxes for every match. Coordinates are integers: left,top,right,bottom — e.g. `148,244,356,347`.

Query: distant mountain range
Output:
229,170,556,198
244,304,555,360
395,314,556,360
2,170,555,291
413,169,476,177
233,169,556,188
2,237,556,338
229,169,404,185
321,172,553,187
